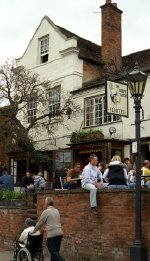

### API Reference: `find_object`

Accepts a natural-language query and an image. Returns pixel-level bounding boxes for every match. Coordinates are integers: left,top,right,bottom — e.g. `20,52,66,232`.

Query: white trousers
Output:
83,183,97,208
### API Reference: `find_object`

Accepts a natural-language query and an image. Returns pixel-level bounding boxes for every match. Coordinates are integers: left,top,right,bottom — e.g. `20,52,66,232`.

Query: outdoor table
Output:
69,177,82,181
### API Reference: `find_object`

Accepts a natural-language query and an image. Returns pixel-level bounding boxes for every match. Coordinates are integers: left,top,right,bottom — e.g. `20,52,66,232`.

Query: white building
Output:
14,0,150,184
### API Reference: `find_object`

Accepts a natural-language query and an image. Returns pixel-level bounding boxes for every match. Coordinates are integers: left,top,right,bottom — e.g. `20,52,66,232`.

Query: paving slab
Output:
0,250,14,261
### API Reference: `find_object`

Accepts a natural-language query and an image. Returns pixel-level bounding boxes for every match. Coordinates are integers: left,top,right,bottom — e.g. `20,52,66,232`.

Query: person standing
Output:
81,154,103,214
31,197,65,261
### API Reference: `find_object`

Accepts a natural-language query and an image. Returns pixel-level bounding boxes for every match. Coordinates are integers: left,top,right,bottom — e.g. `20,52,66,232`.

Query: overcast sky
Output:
0,0,150,63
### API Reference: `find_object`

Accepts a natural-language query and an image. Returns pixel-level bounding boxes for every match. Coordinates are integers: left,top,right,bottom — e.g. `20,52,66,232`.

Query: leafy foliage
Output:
70,129,104,143
0,60,80,170
0,189,26,200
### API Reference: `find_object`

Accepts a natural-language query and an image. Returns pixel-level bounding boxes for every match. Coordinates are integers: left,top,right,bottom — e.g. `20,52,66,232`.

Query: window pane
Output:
49,86,61,117
27,100,37,123
40,37,49,53
84,95,120,127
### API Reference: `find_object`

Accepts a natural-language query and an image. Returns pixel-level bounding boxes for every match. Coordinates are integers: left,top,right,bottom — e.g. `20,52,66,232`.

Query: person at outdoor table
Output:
31,173,46,189
123,157,133,173
128,162,136,189
81,154,104,214
98,162,106,175
141,160,150,188
20,171,34,193
64,163,81,189
31,173,46,205
103,155,128,189
0,167,14,190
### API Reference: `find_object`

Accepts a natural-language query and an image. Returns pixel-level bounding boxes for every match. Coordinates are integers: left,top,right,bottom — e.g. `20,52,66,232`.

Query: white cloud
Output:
0,0,150,63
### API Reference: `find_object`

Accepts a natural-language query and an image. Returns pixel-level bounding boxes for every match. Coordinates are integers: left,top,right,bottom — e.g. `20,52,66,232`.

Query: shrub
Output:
0,189,26,200
70,129,104,143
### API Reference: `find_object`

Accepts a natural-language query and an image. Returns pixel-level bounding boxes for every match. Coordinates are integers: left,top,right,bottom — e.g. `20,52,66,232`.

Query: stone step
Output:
27,207,37,221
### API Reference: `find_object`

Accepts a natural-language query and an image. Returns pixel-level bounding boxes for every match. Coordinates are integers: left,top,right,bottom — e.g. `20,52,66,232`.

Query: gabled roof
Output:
71,48,150,94
122,48,150,72
57,22,150,71
58,22,150,71
57,25,102,65
17,15,150,73
17,15,103,66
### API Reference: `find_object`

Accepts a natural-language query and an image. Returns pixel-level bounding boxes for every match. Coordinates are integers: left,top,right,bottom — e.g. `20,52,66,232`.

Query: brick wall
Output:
37,190,150,261
0,207,27,250
0,190,150,261
101,2,122,71
83,61,101,83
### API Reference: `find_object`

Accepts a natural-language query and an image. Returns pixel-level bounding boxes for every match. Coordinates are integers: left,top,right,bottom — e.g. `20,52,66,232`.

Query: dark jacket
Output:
21,176,34,188
0,172,14,190
108,165,127,186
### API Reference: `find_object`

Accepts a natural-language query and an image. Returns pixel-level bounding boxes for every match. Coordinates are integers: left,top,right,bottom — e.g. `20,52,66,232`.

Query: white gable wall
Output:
16,17,83,151
16,16,150,157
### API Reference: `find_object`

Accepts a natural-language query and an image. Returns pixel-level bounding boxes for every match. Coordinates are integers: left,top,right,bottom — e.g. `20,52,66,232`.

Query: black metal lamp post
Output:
128,62,148,261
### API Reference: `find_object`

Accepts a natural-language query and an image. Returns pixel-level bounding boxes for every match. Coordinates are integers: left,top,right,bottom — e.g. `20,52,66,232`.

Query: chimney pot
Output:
112,3,117,7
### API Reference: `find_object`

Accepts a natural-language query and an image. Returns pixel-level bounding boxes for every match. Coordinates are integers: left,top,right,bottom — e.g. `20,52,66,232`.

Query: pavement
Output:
0,250,14,261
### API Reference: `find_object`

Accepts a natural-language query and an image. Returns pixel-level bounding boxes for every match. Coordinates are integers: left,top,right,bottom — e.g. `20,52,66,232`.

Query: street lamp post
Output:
128,62,148,261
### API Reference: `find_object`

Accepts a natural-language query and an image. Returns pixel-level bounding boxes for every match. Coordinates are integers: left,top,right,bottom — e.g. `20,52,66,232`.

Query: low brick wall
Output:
37,189,150,261
0,206,27,250
0,190,150,261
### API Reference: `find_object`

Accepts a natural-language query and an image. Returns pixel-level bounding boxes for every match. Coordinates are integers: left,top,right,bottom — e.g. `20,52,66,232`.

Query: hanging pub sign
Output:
106,80,128,117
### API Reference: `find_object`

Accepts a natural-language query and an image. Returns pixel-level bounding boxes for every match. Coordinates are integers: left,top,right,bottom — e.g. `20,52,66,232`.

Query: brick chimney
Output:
101,0,123,71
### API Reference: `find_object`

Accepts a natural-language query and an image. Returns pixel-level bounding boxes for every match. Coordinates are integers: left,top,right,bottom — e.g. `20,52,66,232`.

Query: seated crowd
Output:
63,155,150,191
20,171,46,193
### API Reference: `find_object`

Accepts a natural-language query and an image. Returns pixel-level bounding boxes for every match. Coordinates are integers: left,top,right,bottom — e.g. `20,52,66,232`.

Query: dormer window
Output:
40,36,49,63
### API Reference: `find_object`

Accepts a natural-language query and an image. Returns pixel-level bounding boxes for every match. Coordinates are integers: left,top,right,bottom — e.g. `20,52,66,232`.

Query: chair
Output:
60,176,67,189
13,234,44,261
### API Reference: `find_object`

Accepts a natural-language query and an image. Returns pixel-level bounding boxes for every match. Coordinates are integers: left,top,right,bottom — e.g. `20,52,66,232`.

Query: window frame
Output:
84,95,120,127
39,35,49,63
27,100,37,124
48,86,61,118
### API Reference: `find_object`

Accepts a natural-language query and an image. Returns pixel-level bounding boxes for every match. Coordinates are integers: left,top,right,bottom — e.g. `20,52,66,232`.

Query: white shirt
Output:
19,226,40,244
81,163,102,187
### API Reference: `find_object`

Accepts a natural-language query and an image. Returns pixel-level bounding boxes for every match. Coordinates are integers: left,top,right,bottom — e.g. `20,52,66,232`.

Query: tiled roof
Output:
122,49,150,72
57,25,103,65
57,25,150,72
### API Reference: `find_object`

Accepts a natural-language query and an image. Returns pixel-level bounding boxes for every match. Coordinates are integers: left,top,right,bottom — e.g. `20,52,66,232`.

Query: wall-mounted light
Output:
109,127,116,136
